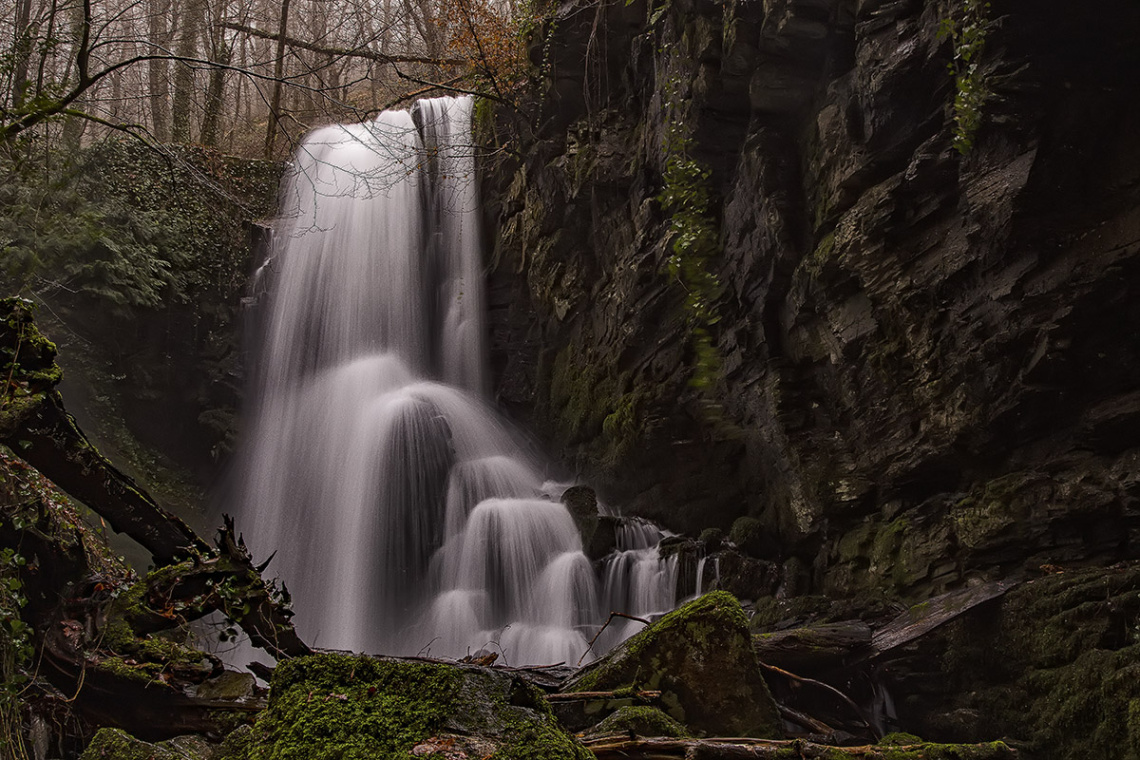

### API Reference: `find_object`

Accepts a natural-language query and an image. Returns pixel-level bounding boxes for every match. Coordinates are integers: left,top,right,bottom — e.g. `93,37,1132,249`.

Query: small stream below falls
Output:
232,96,686,665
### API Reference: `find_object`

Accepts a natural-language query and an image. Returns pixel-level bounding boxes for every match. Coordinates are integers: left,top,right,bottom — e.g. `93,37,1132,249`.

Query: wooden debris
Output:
753,620,871,672
581,736,1017,759
869,580,1021,657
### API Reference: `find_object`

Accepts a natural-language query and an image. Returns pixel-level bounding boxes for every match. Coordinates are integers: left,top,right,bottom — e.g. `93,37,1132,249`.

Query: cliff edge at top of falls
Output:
484,0,1140,600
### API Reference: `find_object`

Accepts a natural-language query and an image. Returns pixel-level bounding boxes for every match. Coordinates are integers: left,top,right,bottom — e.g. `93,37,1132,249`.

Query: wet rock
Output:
562,485,618,559
563,591,783,738
490,0,1140,582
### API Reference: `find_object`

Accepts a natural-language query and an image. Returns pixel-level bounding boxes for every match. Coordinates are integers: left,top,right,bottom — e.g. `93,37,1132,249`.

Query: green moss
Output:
81,728,218,760
698,527,724,550
879,733,925,746
230,653,589,760
950,473,1032,551
940,564,1140,759
601,389,651,468
82,728,180,760
549,345,615,445
0,298,64,434
802,231,837,278
657,82,724,397
728,517,764,556
566,592,781,738
937,0,992,154
587,705,690,738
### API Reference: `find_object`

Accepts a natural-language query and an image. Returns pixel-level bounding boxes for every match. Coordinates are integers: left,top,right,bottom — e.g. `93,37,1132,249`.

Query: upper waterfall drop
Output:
233,95,680,664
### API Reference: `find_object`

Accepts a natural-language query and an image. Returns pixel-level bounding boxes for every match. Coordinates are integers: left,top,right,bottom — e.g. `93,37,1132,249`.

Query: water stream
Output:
234,96,679,665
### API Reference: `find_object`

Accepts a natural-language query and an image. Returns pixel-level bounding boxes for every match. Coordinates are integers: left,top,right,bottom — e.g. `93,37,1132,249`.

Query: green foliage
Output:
657,85,723,395
937,0,992,154
0,139,279,465
0,545,31,760
728,516,765,557
0,140,278,314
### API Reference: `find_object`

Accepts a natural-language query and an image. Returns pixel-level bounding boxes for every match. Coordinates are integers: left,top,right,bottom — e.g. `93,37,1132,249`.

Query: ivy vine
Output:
938,0,993,154
657,83,723,394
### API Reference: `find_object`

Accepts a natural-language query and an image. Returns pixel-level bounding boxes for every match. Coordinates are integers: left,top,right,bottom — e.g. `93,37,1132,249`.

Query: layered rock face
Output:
488,0,1140,598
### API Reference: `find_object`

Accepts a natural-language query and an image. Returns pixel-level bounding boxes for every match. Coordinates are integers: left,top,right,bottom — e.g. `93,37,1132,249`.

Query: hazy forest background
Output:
0,0,527,516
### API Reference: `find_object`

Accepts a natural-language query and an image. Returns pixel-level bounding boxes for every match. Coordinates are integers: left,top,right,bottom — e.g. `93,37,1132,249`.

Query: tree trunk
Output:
262,0,292,158
10,0,36,110
148,0,173,141
171,0,207,142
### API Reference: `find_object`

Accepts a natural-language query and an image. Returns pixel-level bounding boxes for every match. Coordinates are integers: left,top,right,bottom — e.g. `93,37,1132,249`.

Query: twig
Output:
578,612,651,666
758,663,874,735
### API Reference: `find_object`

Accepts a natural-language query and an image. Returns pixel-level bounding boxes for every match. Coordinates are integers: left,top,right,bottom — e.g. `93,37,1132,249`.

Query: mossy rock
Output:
563,591,783,738
585,706,690,738
1,297,63,435
879,732,925,746
81,728,215,760
728,516,766,557
223,653,590,760
937,563,1140,759
698,527,724,551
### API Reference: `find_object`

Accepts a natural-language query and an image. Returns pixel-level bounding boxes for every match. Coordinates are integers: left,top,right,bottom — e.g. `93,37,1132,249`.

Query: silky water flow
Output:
234,96,679,665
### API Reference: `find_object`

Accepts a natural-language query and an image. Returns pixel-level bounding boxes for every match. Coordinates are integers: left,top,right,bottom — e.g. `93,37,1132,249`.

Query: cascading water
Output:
234,96,679,665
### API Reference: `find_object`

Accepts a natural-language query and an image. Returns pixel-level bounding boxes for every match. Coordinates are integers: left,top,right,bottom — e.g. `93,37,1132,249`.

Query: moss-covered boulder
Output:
929,563,1140,758
224,653,590,760
81,728,216,760
563,591,782,737
584,705,690,738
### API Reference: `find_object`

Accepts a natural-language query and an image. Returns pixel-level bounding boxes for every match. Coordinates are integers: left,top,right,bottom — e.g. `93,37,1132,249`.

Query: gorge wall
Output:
486,0,1140,600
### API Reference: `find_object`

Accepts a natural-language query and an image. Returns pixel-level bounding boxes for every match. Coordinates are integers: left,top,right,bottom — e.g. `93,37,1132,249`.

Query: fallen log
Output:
546,690,662,702
0,297,206,563
581,736,1017,759
752,620,871,673
776,705,836,738
1,298,312,743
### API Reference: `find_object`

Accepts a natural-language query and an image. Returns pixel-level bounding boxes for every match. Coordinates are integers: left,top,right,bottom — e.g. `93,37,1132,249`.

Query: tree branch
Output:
221,22,465,67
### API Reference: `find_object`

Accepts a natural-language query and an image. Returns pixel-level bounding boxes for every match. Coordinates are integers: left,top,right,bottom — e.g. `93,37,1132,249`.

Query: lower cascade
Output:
234,96,677,664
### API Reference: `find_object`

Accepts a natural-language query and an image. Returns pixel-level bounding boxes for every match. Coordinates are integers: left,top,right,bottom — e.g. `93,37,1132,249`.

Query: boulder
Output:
222,653,590,760
584,706,690,739
82,729,215,760
563,591,782,738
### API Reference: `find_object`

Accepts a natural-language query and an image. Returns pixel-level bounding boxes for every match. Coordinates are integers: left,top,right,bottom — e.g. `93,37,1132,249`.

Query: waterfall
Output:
597,519,680,650
233,96,678,665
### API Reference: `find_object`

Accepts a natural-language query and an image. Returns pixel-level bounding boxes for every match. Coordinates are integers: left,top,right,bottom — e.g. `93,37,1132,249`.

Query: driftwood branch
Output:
1,299,310,663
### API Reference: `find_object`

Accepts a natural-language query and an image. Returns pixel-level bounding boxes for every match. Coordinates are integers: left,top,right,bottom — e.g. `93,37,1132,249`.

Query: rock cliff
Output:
487,0,1140,598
